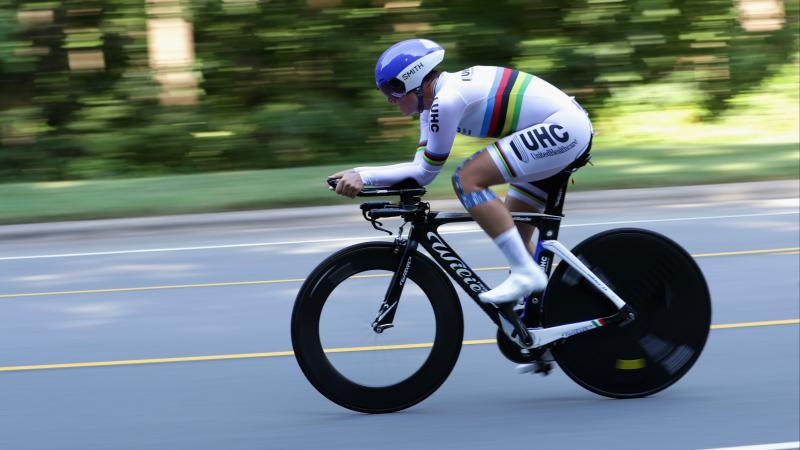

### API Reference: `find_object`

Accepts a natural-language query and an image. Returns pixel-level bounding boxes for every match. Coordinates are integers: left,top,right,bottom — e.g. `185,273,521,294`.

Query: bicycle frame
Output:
375,209,635,350
357,147,633,350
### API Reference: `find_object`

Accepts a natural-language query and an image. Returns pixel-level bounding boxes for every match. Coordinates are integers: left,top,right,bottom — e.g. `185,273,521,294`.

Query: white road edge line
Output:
697,441,800,450
0,211,797,261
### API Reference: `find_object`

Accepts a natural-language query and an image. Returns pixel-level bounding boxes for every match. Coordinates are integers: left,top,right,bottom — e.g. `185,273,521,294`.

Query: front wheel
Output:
542,228,711,398
291,242,464,413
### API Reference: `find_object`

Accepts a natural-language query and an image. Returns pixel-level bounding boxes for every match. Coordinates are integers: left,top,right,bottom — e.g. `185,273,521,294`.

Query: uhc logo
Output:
509,124,570,154
430,99,440,133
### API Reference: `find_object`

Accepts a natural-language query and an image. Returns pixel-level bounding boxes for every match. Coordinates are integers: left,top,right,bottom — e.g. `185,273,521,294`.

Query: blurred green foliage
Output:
0,0,798,182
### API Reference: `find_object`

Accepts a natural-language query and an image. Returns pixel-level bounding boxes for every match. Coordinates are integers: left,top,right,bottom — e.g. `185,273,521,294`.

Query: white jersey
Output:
355,66,590,187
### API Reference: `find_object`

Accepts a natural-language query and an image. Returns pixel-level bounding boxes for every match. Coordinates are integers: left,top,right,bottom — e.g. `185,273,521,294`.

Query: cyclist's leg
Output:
452,150,547,304
455,106,592,304
451,150,513,237
506,196,538,255
506,183,547,255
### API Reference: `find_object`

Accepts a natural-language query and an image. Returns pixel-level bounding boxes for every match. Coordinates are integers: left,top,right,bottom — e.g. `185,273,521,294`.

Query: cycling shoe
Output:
478,269,547,304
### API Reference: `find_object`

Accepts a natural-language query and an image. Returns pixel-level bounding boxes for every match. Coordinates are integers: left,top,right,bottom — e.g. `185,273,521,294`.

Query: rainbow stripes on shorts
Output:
508,183,547,209
480,68,535,138
489,142,517,178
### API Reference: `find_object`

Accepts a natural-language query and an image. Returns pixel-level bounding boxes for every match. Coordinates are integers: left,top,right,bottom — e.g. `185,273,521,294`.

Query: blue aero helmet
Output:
375,39,445,102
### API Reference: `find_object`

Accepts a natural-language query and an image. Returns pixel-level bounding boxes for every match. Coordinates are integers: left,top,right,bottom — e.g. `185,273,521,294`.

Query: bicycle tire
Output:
542,228,711,398
291,242,464,413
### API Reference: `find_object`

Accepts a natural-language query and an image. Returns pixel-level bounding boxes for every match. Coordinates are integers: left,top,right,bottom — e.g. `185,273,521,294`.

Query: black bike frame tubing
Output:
407,211,563,327
410,222,501,326
534,175,570,276
364,168,575,332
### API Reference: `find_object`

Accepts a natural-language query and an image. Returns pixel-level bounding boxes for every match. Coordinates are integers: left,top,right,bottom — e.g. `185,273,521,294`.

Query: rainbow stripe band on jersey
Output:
480,68,535,138
423,150,448,166
415,140,428,158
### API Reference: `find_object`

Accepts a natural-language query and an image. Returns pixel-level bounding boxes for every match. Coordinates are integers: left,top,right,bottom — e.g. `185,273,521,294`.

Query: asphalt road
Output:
0,181,798,450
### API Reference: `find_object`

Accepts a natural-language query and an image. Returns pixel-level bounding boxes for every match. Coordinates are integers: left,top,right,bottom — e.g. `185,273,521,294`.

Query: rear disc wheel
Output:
543,228,711,398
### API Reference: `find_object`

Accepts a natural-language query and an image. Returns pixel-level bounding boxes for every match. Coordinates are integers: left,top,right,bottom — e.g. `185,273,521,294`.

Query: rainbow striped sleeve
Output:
422,149,448,166
480,68,535,138
415,139,448,168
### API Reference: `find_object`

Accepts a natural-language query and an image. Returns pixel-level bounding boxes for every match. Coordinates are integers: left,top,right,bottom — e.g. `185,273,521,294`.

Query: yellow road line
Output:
1,248,797,300
324,342,434,353
0,351,295,372
1,319,796,373
709,318,800,329
691,247,799,258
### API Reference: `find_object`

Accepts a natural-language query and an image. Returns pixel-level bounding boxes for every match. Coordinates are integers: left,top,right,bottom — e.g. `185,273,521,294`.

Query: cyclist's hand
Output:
328,170,363,198
327,170,347,189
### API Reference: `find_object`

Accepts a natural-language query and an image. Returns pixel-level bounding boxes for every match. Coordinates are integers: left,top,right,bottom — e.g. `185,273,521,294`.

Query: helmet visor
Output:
378,78,406,99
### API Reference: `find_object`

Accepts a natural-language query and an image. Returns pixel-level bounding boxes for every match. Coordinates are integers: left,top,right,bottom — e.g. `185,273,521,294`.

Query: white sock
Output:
493,228,536,273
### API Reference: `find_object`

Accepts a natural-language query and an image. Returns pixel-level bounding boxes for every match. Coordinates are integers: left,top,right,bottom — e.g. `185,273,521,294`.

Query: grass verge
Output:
1,142,798,224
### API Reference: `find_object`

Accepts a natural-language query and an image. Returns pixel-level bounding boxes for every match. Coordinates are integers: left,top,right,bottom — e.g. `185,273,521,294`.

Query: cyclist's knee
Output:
453,148,506,209
453,155,491,192
453,167,497,209
452,166,484,194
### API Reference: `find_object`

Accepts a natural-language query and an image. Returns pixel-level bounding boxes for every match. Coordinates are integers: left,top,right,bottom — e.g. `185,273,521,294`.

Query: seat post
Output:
543,172,572,217
543,140,592,216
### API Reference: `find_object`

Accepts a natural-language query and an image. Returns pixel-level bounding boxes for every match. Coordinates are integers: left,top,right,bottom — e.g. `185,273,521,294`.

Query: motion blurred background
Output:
0,0,798,222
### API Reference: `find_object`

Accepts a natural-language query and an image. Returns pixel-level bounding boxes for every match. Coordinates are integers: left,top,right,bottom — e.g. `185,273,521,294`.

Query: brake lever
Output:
367,211,393,236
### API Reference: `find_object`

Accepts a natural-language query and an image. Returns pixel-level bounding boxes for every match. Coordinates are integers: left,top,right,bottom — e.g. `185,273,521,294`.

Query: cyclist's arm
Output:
354,94,465,187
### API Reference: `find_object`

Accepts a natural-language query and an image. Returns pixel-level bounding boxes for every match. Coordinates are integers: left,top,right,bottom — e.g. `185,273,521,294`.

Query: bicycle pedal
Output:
534,361,553,376
516,363,537,375
516,360,553,376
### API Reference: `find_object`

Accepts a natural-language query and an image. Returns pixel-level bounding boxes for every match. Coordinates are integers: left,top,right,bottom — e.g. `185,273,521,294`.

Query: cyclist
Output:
329,38,593,305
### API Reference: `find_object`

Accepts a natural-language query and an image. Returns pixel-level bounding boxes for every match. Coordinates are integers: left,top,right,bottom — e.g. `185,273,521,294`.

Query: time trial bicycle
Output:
291,151,711,413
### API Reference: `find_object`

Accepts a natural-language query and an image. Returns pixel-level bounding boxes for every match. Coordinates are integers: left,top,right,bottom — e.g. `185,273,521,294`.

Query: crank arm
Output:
497,303,534,348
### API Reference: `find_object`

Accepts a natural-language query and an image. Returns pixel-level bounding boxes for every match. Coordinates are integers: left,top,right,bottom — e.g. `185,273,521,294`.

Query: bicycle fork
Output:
371,233,418,333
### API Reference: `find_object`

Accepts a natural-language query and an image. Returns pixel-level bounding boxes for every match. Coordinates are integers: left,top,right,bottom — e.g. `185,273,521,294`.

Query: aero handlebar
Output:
326,178,426,198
